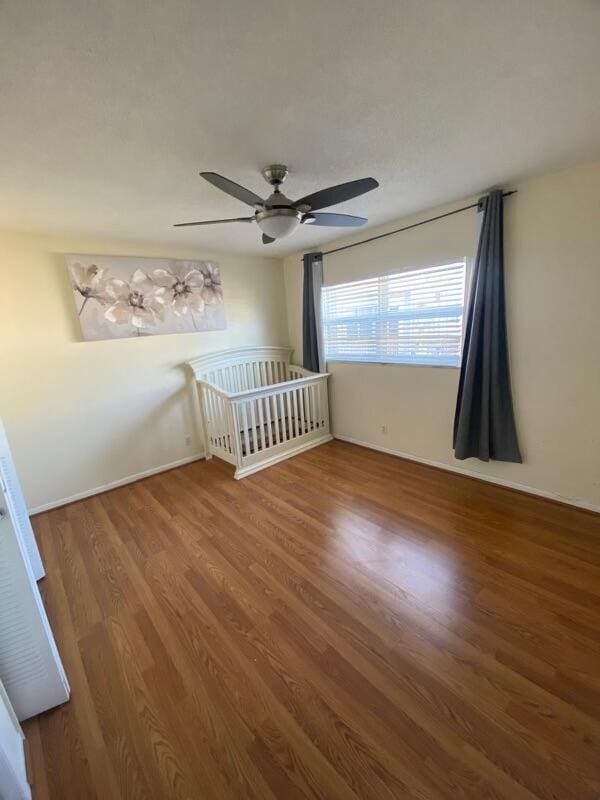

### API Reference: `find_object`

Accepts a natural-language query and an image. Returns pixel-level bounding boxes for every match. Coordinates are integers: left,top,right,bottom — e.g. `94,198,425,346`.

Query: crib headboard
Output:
187,346,294,393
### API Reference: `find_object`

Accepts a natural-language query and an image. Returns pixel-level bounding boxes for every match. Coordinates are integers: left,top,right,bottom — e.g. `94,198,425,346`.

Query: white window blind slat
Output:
322,260,466,367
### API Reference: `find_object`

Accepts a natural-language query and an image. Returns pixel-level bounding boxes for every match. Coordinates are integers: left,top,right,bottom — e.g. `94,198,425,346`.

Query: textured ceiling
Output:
1,0,599,255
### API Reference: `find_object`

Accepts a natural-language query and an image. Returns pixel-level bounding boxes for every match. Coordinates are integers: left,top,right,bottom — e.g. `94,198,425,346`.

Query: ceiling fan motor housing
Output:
261,164,289,186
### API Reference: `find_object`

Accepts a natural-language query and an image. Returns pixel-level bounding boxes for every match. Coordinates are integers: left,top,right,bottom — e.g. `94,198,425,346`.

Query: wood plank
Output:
23,441,600,799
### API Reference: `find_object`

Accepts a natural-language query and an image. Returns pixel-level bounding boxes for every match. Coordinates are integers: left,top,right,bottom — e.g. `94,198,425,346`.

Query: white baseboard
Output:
29,452,205,515
29,437,599,516
334,435,600,514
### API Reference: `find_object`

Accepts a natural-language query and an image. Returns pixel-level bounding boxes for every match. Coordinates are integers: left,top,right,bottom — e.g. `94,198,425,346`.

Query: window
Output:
321,260,467,367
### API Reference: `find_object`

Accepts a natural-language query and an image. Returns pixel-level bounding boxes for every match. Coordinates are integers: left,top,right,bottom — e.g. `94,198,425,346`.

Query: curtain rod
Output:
305,190,517,259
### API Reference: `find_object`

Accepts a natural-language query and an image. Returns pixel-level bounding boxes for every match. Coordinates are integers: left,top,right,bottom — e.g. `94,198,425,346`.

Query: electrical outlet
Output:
185,435,192,447
380,425,387,435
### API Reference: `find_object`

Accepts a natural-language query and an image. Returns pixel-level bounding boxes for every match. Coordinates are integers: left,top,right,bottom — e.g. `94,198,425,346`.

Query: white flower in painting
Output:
151,262,206,316
200,263,223,305
104,269,167,328
70,262,108,314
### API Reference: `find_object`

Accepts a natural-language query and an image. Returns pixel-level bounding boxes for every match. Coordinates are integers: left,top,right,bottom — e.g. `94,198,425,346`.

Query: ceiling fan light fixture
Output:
256,208,302,239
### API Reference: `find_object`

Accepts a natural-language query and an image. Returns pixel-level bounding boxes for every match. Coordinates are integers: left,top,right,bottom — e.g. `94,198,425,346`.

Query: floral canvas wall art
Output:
66,254,226,340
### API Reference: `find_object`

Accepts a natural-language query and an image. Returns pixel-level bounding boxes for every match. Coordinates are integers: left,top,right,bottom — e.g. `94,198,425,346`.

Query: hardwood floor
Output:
23,440,600,800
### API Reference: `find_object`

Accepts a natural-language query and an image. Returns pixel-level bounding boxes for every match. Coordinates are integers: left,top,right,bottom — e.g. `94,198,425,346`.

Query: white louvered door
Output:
0,678,31,800
0,421,44,581
0,505,69,721
0,427,70,721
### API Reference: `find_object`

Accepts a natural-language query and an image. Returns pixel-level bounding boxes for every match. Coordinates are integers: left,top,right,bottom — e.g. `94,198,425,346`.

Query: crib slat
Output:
208,390,217,448
203,389,213,447
272,394,280,445
212,393,221,448
264,397,274,448
222,397,229,451
218,396,226,449
278,393,286,443
298,387,305,435
217,394,224,448
285,390,293,441
228,398,233,449
249,399,258,451
253,361,261,389
227,397,234,453
240,403,250,455
212,392,220,448
202,388,210,445
304,387,309,433
316,384,322,429
302,386,309,432
319,381,326,428
312,385,317,430
292,388,299,438
257,395,266,450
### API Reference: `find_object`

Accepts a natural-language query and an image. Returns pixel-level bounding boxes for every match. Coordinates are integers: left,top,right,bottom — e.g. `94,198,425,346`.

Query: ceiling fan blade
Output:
200,172,265,208
304,212,368,227
294,177,379,212
262,233,275,244
174,217,254,227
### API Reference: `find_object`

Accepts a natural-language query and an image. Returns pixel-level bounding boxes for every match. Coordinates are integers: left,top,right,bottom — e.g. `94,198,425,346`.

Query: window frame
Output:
320,258,470,370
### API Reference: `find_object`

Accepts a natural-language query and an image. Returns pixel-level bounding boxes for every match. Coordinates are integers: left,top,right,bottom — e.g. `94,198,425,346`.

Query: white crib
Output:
187,346,332,479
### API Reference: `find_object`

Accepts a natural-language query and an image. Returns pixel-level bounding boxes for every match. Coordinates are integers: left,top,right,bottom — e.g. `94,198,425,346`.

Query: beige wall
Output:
284,161,600,511
3,161,599,513
0,232,288,511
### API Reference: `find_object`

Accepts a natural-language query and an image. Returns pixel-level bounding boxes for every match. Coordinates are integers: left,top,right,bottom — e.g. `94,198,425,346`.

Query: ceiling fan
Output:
175,165,379,244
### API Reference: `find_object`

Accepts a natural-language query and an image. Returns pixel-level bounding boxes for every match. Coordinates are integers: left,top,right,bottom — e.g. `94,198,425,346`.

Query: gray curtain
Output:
302,252,324,372
453,190,522,462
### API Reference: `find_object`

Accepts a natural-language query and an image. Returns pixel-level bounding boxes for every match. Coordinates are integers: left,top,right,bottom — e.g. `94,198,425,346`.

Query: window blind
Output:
321,260,466,367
